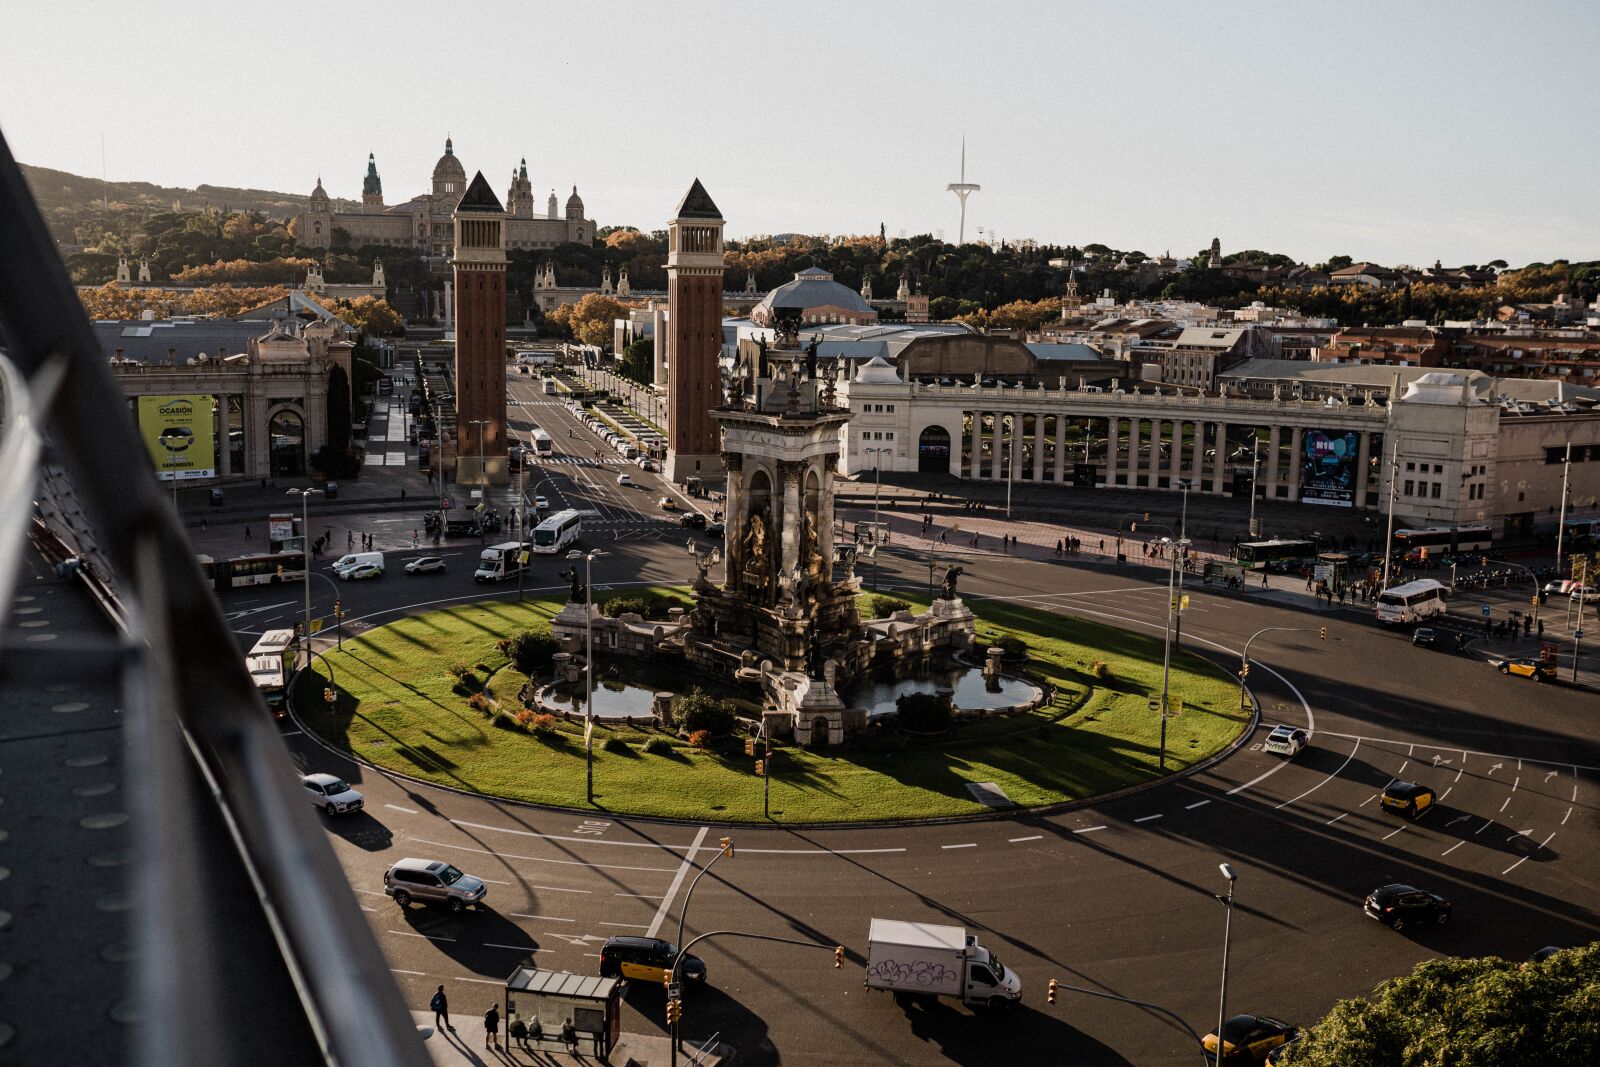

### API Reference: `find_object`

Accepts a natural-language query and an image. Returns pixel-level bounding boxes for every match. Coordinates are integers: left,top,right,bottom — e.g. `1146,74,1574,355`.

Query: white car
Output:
340,562,383,581
302,773,364,814
1262,725,1310,757
616,473,633,487
1568,584,1597,601
534,495,549,510
404,556,445,574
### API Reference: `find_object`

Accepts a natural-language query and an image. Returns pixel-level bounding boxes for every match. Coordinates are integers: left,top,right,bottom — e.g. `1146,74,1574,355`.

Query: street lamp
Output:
1555,443,1573,575
285,487,322,668
1247,435,1261,539
1215,863,1238,1064
1132,518,1187,770
567,547,608,804
1380,437,1400,594
865,446,891,591
467,418,489,488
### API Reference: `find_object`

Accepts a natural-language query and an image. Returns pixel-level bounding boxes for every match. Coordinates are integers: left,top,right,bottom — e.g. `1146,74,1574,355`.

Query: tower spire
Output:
946,135,981,245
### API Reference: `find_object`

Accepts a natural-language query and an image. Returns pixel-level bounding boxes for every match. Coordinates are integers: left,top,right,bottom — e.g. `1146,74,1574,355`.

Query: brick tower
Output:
451,171,509,485
665,178,726,484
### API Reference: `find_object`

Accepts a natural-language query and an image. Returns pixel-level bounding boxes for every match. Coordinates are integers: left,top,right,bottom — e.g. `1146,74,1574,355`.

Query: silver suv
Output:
383,858,488,913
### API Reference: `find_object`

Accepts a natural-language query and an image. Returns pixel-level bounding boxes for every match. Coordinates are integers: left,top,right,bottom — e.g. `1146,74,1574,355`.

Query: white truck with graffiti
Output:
865,919,1023,1009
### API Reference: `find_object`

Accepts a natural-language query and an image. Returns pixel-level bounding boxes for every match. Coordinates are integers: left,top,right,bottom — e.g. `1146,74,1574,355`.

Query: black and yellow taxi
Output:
1493,657,1555,682
1380,780,1435,819
598,936,707,987
1202,1014,1299,1064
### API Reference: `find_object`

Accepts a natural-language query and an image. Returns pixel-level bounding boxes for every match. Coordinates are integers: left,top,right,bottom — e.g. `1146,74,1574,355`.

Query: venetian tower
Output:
665,178,726,483
362,154,383,209
451,171,509,484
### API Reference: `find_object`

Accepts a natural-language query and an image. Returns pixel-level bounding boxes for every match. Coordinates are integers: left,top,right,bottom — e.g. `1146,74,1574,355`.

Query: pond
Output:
542,679,661,721
844,663,1037,718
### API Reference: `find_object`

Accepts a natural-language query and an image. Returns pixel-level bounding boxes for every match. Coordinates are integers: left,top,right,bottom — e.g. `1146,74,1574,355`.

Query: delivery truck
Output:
474,541,532,583
865,919,1022,1010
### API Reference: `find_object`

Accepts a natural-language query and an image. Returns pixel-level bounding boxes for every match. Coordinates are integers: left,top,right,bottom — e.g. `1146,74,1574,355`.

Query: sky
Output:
2,0,1597,267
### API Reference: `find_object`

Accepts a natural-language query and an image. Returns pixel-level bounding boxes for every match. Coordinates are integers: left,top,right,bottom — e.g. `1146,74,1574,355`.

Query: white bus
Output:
474,541,533,583
530,508,582,554
247,628,296,716
529,427,553,455
1375,579,1449,624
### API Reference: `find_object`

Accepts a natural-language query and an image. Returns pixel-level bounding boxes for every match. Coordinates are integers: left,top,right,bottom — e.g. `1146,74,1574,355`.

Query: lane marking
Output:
391,968,425,976
1315,734,1600,773
1360,794,1377,808
1326,812,1348,825
1009,835,1043,843
941,843,978,849
1500,796,1512,813
1503,833,1556,876
386,803,419,815
529,885,591,895
1396,760,1409,775
1382,825,1406,841
1274,739,1361,811
447,818,905,856
390,930,457,943
510,914,574,923
1475,820,1492,835
1438,787,1452,802
613,893,662,899
600,922,651,930
646,826,708,940
1563,807,1573,825
1134,814,1164,823
1185,800,1211,810
1511,776,1520,793
484,943,549,953
1441,841,1466,856
407,836,679,874
454,977,503,986
1073,825,1107,834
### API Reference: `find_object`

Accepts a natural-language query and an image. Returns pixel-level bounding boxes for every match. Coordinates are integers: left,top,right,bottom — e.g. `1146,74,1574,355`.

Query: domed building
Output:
295,137,595,256
749,266,878,328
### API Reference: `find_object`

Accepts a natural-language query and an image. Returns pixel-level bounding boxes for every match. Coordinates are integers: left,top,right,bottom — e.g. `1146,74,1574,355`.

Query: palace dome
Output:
751,266,875,327
432,137,466,184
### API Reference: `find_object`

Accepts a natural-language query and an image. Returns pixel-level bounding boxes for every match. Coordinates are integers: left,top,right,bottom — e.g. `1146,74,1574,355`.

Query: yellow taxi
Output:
1380,781,1436,820
1494,657,1555,682
1202,1014,1299,1063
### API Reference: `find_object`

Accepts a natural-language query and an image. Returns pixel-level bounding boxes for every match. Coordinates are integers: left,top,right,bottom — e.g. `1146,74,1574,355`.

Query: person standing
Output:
483,1003,500,1051
431,985,455,1033
243,525,251,541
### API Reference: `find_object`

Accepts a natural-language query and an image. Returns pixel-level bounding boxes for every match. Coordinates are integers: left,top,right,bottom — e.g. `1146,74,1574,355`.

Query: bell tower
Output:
665,178,726,484
451,171,510,485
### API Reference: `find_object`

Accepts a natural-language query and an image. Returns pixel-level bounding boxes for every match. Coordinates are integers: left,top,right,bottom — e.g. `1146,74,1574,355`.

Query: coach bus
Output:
1375,579,1449,624
1562,517,1600,551
529,427,554,455
530,508,582,554
247,628,296,716
197,551,306,591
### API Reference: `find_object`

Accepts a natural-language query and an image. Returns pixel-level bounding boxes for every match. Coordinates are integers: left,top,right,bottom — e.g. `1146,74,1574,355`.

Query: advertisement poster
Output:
139,394,216,480
1299,428,1358,507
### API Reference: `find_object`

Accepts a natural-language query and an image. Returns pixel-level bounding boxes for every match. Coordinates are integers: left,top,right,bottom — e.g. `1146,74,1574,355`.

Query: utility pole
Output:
1247,436,1261,539
1215,864,1238,1063
1556,442,1573,575
1380,438,1399,594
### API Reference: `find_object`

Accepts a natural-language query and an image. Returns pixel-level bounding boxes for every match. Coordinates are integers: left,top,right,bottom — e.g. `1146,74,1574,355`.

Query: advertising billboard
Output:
1299,428,1359,507
139,394,216,481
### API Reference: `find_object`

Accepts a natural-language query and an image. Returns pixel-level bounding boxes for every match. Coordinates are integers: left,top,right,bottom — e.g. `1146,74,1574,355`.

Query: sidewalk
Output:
415,1010,730,1066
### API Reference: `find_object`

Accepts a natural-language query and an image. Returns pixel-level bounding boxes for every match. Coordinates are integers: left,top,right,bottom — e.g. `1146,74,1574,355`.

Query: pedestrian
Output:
412,529,418,547
1099,538,1105,553
1537,618,1545,638
201,516,207,530
244,525,251,540
1261,571,1269,588
347,531,354,549
940,529,948,543
401,487,407,502
482,1003,500,1050
431,985,455,1033
1524,615,1532,636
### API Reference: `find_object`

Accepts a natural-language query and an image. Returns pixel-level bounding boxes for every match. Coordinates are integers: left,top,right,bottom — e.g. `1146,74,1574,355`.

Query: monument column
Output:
1190,421,1205,483
817,454,838,565
1032,415,1046,481
1355,432,1372,506
721,452,744,588
1265,425,1282,498
1170,420,1184,485
1128,417,1143,488
1054,416,1067,482
1287,428,1305,500
1211,423,1227,493
779,461,803,585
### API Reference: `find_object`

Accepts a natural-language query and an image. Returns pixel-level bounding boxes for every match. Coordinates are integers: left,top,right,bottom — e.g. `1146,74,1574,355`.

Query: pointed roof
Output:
675,178,721,220
455,171,505,213
519,158,528,179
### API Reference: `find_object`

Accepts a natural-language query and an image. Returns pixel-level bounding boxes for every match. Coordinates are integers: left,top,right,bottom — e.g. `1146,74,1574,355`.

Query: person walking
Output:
1261,570,1269,588
347,531,354,549
243,525,251,541
484,1003,500,1051
431,985,455,1033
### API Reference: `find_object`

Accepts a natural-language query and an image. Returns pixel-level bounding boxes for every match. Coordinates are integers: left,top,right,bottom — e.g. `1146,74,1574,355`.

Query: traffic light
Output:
754,760,765,777
834,946,844,969
719,835,734,859
1319,626,1327,640
1239,663,1250,679
1532,596,1539,607
662,973,672,994
324,688,335,706
1047,978,1058,1006
744,738,756,757
665,999,680,1026
335,599,343,620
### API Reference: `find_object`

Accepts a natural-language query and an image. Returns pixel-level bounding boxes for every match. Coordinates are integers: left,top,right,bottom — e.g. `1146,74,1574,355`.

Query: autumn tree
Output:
550,293,630,350
320,296,404,337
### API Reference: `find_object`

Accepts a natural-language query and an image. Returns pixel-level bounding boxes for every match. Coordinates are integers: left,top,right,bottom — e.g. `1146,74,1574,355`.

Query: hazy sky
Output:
3,0,1596,266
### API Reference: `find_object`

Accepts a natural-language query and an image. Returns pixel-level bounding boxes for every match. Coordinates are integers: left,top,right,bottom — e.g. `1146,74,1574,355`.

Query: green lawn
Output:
299,587,1245,823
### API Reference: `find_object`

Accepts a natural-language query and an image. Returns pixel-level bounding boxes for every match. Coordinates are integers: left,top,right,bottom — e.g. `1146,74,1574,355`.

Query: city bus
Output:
530,508,582,554
530,427,553,455
1375,578,1449,624
197,552,306,591
1392,524,1492,559
1562,517,1600,550
1234,539,1317,568
543,377,558,396
247,628,296,717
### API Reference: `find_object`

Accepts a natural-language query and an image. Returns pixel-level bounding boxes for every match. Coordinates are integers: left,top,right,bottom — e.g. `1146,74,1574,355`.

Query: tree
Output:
1279,945,1599,1066
894,691,951,732
619,337,654,386
323,296,404,336
507,630,560,677
671,688,737,736
553,293,629,351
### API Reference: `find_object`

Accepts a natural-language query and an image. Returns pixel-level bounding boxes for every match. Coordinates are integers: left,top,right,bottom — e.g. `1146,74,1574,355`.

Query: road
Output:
214,369,1598,1065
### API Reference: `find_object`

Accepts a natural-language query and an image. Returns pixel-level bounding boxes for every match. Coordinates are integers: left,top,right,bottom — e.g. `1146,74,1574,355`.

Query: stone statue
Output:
805,334,820,379
800,514,826,585
689,541,721,590
743,511,772,598
560,565,587,604
756,336,768,379
941,564,964,601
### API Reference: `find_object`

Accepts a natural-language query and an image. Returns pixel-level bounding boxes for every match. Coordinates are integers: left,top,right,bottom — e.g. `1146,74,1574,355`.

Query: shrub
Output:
1090,660,1112,680
601,592,691,618
895,690,952,732
508,629,561,676
467,693,493,716
458,671,480,691
688,729,712,750
528,713,558,734
672,687,737,736
491,709,519,730
495,638,513,658
641,735,672,755
996,635,1028,660
866,595,911,619
600,735,630,754
515,709,536,729
448,660,470,678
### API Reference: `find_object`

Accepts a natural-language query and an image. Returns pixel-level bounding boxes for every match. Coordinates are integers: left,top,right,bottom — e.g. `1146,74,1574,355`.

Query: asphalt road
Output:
212,378,1598,1066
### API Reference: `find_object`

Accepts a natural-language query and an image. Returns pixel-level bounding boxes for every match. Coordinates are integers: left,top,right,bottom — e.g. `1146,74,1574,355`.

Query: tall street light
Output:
1215,863,1238,1065
1175,479,1192,648
1555,442,1573,575
467,418,489,489
865,446,891,592
1379,437,1401,594
567,547,608,804
1132,518,1186,769
1247,435,1261,539
285,487,322,668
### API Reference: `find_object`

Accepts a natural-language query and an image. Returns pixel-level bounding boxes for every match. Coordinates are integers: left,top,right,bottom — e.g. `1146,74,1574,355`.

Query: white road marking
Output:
453,977,503,986
529,885,591,895
1438,787,1452,802
1545,770,1559,783
1382,825,1406,841
1562,807,1573,825
942,843,978,849
386,803,419,815
1274,739,1361,811
1360,794,1377,807
1134,814,1164,823
1009,835,1043,843
1073,825,1107,834
1500,796,1512,813
1326,812,1348,825
1441,841,1466,856
407,836,678,874
1507,829,1533,841
1447,814,1471,828
1186,800,1211,810
510,914,574,923
359,905,377,913
1475,819,1493,835
1454,767,1464,783
1511,776,1520,793
391,968,426,976
1503,833,1556,876
280,729,304,737
600,922,651,930
391,930,457,943
613,893,662,899
484,943,549,953
646,826,708,940
446,818,903,856
1396,760,1409,775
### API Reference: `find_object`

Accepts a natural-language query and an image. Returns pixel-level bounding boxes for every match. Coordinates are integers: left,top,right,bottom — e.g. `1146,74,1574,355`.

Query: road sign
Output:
1480,603,1492,617
310,618,324,634
1577,630,1586,640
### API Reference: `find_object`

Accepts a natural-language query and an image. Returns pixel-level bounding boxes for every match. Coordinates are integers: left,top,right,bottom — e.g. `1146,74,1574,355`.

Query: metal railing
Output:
0,127,429,1066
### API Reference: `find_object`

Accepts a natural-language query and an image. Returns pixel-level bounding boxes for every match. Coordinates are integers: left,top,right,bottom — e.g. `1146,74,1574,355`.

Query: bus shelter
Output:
1315,551,1350,593
504,967,622,1061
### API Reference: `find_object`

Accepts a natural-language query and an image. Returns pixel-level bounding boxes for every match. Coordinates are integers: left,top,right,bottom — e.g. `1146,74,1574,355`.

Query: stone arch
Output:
917,424,952,473
267,406,306,478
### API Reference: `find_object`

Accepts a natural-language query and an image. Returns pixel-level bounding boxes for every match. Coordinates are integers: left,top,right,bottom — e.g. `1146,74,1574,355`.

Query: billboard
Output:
139,395,216,481
1299,428,1359,507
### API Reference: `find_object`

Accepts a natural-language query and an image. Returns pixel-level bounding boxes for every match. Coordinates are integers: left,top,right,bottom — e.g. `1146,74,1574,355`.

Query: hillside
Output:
21,163,357,218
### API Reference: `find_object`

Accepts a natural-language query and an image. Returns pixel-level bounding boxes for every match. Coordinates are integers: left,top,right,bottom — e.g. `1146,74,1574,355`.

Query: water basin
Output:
542,679,660,721
844,663,1037,718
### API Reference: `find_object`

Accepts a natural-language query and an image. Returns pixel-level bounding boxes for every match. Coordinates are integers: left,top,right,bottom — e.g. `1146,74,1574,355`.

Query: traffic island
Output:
296,588,1245,824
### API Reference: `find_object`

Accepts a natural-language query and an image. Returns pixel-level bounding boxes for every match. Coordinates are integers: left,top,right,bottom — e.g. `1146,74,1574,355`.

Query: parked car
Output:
1364,883,1451,931
657,496,678,511
680,512,707,529
383,858,488,913
340,562,383,581
302,773,364,815
1262,725,1309,758
404,556,446,574
598,936,707,986
1380,781,1436,819
1569,584,1598,600
1543,579,1573,597
1493,656,1554,681
1201,1014,1299,1064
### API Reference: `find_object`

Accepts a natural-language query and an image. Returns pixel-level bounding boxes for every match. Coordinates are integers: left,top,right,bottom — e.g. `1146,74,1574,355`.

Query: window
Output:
887,404,895,413
1545,447,1564,464
1405,462,1415,472
1433,464,1443,474
1404,480,1414,496
1431,483,1441,499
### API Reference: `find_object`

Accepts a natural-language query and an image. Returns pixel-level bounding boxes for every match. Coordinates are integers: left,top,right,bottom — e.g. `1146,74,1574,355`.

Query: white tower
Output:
946,136,981,245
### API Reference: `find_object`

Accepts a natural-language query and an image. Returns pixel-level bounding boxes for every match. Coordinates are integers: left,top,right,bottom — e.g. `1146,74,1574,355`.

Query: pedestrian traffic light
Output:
754,760,765,776
834,946,844,969
1319,626,1327,640
1047,978,1058,1005
1239,663,1250,678
744,738,756,757
719,835,734,859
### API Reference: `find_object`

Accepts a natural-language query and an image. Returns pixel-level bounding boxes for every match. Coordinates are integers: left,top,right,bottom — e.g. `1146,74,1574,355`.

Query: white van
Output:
331,551,384,576
1375,579,1447,624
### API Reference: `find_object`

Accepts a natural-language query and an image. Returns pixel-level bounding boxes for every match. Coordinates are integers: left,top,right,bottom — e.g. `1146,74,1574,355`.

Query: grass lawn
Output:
299,586,1246,823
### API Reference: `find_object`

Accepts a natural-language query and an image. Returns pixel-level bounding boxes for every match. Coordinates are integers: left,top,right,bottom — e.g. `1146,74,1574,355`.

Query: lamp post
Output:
1006,416,1015,518
1175,479,1192,648
1215,863,1238,1064
1238,626,1315,711
1132,518,1186,770
285,487,322,668
467,418,489,489
865,447,891,592
1380,438,1400,594
1247,435,1261,539
1555,442,1572,575
567,548,608,804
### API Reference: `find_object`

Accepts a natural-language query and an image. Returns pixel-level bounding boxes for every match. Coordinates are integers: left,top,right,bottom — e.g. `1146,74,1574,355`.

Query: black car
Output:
1364,883,1451,931
1411,627,1438,649
598,935,707,986
704,522,725,539
679,512,708,530
1201,1014,1299,1064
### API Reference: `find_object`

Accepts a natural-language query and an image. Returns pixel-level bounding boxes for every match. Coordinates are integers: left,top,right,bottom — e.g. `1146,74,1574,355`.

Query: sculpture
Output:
688,540,721,590
560,565,587,604
743,511,772,599
941,564,965,601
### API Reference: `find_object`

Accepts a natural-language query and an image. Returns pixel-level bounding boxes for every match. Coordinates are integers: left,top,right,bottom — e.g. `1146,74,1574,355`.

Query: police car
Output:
1262,725,1309,758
